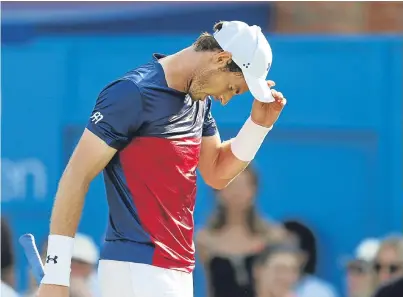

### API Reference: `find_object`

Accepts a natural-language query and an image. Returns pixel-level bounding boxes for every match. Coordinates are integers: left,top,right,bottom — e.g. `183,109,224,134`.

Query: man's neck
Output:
158,47,205,93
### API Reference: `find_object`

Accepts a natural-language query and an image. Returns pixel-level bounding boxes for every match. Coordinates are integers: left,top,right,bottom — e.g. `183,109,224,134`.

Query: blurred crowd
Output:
2,219,100,297
2,165,402,297
194,165,403,297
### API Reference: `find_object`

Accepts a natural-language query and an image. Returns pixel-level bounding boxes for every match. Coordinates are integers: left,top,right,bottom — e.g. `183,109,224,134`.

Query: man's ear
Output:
213,51,232,68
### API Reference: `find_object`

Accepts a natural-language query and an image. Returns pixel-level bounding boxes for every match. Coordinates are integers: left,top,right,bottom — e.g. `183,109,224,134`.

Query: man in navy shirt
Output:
38,21,287,297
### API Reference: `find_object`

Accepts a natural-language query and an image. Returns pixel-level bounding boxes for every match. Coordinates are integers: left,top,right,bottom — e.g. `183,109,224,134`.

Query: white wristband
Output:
41,235,74,287
231,117,272,161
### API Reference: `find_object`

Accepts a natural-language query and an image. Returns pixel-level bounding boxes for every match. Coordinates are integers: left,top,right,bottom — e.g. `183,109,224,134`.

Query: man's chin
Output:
190,95,208,101
188,93,212,102
188,92,201,101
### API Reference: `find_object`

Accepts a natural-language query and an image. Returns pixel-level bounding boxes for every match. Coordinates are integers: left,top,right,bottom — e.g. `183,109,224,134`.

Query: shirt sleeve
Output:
202,98,218,137
86,79,144,150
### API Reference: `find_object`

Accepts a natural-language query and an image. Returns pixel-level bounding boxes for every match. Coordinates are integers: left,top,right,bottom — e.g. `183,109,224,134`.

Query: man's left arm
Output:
199,84,286,189
199,133,248,189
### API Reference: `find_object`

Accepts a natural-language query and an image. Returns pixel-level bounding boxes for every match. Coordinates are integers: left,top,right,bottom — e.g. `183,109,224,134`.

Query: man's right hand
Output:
36,284,69,297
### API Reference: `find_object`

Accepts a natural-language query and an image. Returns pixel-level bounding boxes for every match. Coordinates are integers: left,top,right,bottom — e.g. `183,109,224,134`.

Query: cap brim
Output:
244,73,274,103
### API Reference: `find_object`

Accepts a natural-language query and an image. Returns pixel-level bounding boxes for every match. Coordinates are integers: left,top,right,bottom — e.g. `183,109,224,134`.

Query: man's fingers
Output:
267,80,276,87
271,89,284,98
271,89,280,98
281,98,287,106
275,95,286,105
269,88,287,108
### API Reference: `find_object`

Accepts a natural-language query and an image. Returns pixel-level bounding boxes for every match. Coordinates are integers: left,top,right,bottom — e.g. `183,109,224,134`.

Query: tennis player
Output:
37,21,287,297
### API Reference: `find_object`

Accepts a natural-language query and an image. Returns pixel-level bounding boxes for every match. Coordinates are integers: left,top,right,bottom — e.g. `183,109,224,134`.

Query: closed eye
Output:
230,86,240,95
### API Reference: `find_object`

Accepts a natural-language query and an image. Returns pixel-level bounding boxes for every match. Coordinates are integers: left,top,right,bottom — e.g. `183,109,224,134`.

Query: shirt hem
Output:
100,239,194,274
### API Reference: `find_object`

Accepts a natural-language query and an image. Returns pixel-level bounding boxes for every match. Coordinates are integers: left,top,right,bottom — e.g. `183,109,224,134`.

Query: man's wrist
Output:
230,116,271,162
250,116,273,130
41,234,74,287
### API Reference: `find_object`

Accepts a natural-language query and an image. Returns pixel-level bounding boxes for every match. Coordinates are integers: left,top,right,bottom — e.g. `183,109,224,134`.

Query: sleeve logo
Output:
90,112,103,124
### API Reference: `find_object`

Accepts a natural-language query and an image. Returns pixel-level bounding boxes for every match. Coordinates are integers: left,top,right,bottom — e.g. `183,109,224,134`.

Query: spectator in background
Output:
69,233,101,297
373,234,403,287
253,244,304,297
1,218,19,297
196,165,288,297
284,220,339,297
344,238,380,297
372,276,403,297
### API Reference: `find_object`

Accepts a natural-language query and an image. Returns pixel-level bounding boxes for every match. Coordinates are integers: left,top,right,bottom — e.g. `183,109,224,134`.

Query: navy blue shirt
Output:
86,54,217,272
373,277,403,297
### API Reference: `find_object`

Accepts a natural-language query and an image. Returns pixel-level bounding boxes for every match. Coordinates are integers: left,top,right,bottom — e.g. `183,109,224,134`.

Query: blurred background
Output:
1,1,402,297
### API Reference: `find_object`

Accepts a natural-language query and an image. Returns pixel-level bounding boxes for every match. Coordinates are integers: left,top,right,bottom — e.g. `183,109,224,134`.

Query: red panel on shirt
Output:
120,136,201,272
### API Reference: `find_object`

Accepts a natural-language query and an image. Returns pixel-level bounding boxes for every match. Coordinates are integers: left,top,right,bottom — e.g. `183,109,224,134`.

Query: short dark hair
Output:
1,218,15,272
283,220,317,274
255,243,303,267
193,21,242,73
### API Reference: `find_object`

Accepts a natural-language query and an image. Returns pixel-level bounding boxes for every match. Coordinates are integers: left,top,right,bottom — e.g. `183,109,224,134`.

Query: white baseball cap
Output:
72,233,99,265
354,238,380,262
341,238,380,267
214,21,274,103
